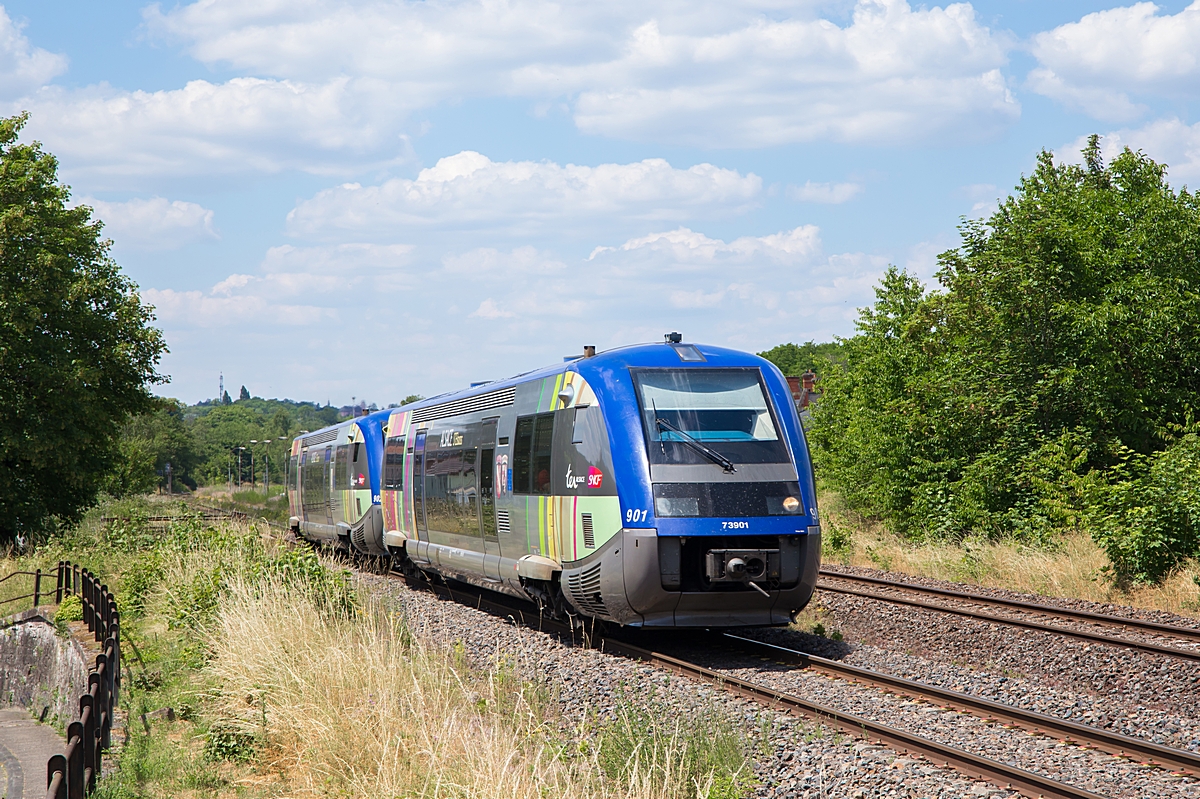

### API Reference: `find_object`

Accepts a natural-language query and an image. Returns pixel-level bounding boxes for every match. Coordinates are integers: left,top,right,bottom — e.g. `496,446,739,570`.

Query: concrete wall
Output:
0,611,90,730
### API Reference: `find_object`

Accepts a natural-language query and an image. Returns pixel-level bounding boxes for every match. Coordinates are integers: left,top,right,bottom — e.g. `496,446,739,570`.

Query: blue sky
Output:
4,1,1199,405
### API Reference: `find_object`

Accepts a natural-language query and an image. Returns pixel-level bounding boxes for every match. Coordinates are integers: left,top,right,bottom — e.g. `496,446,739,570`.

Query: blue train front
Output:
289,336,821,627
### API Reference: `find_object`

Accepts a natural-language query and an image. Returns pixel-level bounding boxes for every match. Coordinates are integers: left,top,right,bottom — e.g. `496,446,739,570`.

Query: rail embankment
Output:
7,495,756,799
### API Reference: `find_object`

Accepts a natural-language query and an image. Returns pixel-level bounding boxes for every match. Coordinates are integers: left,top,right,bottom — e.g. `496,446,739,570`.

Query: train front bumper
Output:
560,527,821,627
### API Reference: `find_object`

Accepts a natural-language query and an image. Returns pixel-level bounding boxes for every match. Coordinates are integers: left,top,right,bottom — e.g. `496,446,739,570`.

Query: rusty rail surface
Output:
44,562,120,799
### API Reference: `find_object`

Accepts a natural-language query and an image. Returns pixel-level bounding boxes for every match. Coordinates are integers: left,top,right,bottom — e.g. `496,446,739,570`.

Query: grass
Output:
192,485,290,524
2,495,756,799
819,488,1200,618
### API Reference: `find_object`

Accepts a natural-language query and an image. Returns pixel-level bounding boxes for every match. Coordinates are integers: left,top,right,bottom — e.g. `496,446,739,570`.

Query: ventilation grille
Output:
496,510,511,535
302,429,338,448
351,523,367,552
566,563,606,616
581,513,595,549
410,386,517,424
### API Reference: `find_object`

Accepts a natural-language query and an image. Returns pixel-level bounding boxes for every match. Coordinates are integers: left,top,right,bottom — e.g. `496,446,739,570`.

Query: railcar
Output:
288,336,821,627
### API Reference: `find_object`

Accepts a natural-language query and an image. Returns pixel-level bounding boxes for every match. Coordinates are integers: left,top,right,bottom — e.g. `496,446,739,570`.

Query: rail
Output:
0,566,50,609
43,562,120,799
818,569,1200,642
816,572,1200,662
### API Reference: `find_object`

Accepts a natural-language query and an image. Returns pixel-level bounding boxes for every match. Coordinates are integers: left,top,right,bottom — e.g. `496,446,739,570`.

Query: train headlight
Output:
782,496,801,513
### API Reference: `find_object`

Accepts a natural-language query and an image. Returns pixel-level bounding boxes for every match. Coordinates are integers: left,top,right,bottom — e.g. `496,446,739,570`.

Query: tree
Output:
758,341,844,376
239,385,250,401
222,390,232,405
812,138,1200,581
0,113,166,538
106,399,200,496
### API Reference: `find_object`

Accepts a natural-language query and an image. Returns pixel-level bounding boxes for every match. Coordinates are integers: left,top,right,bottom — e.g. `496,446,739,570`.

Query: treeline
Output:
806,138,1200,585
106,397,346,495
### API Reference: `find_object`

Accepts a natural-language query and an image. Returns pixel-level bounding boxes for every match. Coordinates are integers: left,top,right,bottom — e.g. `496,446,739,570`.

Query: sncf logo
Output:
566,465,604,490
586,466,603,488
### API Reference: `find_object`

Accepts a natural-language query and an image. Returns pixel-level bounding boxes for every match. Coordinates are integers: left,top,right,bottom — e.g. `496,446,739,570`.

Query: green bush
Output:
1089,434,1200,584
56,594,83,622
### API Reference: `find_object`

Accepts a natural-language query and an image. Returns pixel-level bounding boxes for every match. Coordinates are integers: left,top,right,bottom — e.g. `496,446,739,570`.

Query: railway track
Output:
817,569,1200,662
410,576,1200,799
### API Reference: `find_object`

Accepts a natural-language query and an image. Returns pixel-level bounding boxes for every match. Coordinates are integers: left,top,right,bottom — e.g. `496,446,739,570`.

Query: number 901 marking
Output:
625,509,648,523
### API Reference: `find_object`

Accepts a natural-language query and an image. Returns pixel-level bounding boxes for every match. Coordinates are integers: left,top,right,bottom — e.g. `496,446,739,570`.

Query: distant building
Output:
785,369,821,422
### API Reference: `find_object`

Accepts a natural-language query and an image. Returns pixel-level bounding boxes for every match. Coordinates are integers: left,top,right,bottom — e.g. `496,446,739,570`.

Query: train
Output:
286,335,821,627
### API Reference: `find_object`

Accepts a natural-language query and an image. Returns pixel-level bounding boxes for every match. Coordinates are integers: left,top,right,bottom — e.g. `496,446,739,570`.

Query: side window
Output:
513,416,535,494
571,405,589,444
350,440,368,489
334,444,350,490
532,413,554,495
384,436,406,490
513,413,555,494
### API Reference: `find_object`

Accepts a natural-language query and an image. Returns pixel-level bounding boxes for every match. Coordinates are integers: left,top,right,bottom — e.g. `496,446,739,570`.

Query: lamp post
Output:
250,440,259,489
237,446,246,489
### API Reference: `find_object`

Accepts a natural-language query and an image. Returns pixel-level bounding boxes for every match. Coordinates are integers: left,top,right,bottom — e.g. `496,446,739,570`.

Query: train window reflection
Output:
637,369,778,443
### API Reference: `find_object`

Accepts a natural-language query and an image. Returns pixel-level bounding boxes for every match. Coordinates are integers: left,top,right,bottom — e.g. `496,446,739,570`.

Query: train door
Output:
324,445,335,526
479,418,501,580
413,430,427,540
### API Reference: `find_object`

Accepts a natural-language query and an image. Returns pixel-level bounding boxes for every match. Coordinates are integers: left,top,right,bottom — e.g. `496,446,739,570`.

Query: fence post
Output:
34,568,41,607
73,563,79,597
47,753,66,799
56,561,64,604
82,571,93,633
95,659,110,750
66,722,83,799
79,698,94,792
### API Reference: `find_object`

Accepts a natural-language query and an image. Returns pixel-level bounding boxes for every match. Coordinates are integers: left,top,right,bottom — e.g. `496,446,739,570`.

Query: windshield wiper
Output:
655,416,737,473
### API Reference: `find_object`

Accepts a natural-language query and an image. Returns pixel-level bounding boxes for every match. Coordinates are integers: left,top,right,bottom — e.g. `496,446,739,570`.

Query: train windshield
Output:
634,369,789,465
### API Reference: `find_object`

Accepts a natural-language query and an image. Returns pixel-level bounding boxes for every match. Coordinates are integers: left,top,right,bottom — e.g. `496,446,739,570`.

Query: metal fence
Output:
44,562,120,799
0,567,51,612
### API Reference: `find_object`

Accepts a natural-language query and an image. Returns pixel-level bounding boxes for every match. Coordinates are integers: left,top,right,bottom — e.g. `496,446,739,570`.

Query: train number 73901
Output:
722,521,749,530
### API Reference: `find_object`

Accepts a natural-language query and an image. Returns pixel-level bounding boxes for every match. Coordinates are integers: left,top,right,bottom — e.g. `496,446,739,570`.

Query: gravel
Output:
790,586,1200,751
364,574,1028,799
676,636,1200,799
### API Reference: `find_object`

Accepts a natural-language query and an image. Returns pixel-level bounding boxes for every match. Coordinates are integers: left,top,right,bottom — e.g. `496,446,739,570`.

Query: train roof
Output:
392,339,778,413
295,340,781,445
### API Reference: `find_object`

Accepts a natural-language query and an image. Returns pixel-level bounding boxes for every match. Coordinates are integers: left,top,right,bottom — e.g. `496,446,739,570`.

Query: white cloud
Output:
0,8,66,99
1030,2,1200,120
470,298,516,319
788,181,863,204
147,0,1019,149
286,151,762,238
82,196,217,250
15,77,406,188
1061,118,1200,184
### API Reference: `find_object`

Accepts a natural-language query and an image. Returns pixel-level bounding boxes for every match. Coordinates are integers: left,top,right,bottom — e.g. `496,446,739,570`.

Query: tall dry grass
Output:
820,491,1200,618
202,571,747,799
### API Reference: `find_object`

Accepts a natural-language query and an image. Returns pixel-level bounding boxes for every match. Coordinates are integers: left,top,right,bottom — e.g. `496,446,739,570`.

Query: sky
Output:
4,1,1200,406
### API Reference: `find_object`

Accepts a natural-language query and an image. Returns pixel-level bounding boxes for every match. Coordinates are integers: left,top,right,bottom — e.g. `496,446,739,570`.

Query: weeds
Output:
30,495,755,799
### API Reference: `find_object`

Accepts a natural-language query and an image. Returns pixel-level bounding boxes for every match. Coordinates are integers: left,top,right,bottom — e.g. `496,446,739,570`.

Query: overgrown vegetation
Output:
10,496,754,798
810,138,1200,585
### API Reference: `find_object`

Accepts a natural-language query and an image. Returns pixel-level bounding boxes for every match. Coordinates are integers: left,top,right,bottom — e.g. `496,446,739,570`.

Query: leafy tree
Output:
812,138,1200,581
106,399,201,496
239,385,250,401
758,341,844,376
221,390,232,405
0,113,166,539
